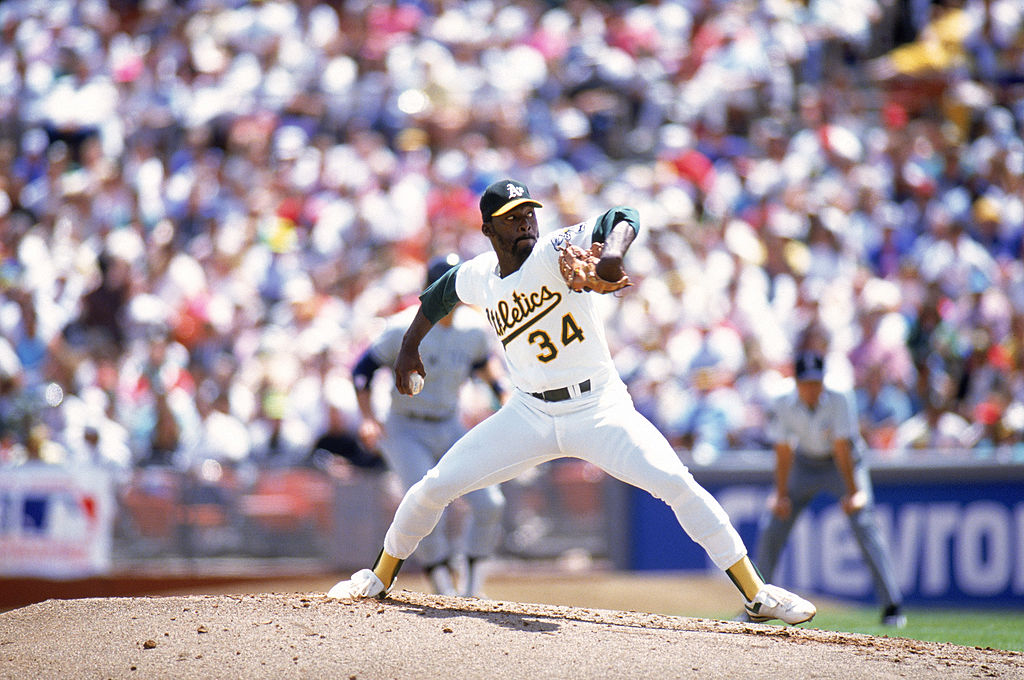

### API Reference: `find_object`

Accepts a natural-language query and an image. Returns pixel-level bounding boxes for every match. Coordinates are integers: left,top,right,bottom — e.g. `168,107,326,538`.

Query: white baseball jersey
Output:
455,220,613,394
767,388,860,458
368,307,492,420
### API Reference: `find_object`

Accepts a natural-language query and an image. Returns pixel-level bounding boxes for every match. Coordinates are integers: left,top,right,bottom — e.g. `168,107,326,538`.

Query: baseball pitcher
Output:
329,178,816,625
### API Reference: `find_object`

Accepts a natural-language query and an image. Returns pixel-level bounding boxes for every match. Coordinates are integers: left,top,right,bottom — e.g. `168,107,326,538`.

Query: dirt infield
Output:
2,572,1022,679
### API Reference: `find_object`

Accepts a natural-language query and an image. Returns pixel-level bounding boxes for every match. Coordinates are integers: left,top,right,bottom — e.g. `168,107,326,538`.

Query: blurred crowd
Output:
1,0,1023,475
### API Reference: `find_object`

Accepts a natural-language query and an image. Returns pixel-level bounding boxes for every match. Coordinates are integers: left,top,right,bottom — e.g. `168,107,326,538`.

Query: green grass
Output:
767,606,1024,652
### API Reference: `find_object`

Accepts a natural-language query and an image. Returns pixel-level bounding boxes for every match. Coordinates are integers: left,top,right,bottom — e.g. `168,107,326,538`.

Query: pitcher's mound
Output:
1,590,1020,679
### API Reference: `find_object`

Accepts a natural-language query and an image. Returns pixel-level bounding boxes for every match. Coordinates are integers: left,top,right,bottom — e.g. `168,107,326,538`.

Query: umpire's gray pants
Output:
754,456,902,610
381,413,505,566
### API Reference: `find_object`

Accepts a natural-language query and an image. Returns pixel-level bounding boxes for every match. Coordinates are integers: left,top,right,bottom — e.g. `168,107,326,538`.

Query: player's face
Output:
796,379,823,407
483,204,539,263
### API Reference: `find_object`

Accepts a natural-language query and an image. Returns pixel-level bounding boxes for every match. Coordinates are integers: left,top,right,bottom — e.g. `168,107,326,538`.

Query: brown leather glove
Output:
557,242,631,293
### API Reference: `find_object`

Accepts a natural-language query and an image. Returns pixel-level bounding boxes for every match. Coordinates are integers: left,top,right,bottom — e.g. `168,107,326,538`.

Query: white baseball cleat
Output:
744,584,816,625
327,569,386,599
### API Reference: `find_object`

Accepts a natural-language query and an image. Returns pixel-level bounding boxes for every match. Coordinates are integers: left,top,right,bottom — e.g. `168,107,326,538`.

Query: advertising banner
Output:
627,463,1024,607
0,464,116,578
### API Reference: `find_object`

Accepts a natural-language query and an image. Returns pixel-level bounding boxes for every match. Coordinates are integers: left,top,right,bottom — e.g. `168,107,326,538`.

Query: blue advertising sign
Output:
627,464,1024,607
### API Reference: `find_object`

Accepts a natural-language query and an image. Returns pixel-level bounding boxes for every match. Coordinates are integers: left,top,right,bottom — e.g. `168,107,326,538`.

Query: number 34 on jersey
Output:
483,284,586,364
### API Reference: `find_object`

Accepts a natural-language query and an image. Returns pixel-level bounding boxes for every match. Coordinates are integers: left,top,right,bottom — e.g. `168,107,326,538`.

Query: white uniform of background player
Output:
329,179,815,625
352,256,505,596
755,351,905,626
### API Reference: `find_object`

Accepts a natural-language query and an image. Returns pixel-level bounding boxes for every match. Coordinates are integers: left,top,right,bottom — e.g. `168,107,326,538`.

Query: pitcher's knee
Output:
662,480,707,513
413,470,475,512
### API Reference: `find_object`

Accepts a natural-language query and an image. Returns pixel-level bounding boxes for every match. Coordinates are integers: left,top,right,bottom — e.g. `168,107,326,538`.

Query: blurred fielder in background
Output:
753,351,905,627
351,254,507,597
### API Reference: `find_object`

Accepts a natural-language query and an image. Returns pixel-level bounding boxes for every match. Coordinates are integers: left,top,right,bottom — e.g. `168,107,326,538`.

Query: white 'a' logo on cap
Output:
506,183,524,199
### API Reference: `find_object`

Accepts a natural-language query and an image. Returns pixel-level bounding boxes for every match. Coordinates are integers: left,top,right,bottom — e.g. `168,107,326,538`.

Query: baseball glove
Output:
558,242,631,293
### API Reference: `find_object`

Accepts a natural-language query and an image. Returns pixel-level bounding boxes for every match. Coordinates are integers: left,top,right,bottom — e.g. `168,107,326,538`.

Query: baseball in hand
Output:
408,373,424,395
842,489,868,514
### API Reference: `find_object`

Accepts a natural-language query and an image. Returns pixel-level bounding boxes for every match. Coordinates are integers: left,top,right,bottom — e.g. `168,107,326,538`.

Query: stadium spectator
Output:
0,0,1021,472
855,361,916,452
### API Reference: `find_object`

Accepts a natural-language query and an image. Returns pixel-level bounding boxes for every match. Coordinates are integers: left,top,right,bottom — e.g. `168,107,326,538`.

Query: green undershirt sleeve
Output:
418,263,463,323
592,206,640,243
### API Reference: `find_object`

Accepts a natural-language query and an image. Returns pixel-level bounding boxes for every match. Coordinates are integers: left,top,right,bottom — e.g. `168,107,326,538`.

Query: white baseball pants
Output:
383,378,747,570
380,413,505,566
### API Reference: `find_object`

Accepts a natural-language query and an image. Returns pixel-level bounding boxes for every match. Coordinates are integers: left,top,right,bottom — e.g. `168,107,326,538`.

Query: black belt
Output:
795,453,835,466
530,379,592,402
402,412,451,422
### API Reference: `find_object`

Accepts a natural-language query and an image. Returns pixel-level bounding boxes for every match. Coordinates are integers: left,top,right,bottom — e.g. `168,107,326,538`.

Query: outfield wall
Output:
5,454,1024,610
626,458,1024,607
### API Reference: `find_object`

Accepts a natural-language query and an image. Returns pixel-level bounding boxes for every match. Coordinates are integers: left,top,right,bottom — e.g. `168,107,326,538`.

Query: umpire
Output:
351,254,506,597
754,351,906,627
